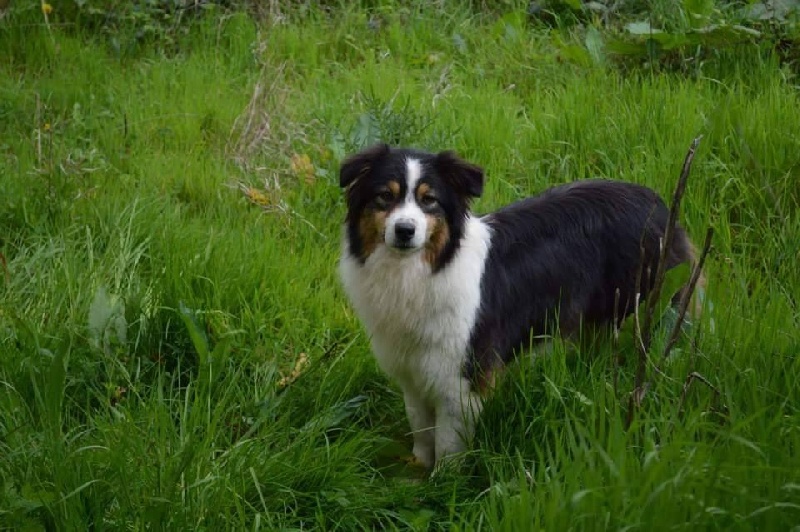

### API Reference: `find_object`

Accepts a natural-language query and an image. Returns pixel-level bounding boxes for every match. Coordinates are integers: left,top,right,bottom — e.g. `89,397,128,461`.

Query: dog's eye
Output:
375,190,394,204
419,194,438,207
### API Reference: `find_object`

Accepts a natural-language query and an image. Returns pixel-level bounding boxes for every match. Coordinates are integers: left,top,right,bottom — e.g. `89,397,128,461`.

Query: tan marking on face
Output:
416,182,432,202
387,180,401,197
358,208,388,259
422,212,450,266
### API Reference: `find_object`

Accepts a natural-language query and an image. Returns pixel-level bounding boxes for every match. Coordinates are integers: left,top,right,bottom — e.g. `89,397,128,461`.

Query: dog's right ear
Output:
434,150,484,198
339,143,391,189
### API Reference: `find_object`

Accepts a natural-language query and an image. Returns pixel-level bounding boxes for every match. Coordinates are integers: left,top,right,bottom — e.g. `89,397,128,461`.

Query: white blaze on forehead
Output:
384,157,427,250
404,158,423,199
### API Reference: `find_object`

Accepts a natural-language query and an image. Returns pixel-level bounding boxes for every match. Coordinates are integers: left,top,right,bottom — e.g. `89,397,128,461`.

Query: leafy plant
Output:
326,90,451,160
605,10,763,67
1,0,226,55
539,0,800,72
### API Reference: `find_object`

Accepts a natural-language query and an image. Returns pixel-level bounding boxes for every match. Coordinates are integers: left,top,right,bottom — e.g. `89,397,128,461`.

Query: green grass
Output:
1,3,799,530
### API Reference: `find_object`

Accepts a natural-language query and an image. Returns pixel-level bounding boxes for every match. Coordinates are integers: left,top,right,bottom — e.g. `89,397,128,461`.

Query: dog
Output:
338,143,701,469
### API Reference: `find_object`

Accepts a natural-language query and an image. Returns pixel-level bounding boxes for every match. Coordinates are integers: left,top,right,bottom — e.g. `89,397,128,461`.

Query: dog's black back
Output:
466,179,694,384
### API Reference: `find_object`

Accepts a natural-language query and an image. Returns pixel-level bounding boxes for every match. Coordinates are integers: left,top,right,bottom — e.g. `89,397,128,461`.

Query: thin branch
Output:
626,380,650,429
0,252,8,285
626,136,703,430
641,136,702,349
663,228,713,360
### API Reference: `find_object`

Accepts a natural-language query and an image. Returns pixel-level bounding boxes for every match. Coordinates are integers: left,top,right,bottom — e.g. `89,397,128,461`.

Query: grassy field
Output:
1,2,799,530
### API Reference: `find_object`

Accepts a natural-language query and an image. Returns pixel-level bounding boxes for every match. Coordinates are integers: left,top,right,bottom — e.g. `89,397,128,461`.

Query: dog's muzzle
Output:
393,221,416,247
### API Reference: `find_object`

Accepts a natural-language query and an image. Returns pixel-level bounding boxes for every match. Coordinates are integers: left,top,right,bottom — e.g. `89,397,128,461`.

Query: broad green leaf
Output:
584,26,606,65
351,112,381,149
625,21,664,35
684,0,715,28
559,43,592,66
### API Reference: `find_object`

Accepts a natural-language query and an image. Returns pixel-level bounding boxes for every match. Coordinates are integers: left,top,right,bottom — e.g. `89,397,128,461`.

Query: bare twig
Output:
625,136,703,430
632,382,650,407
641,135,703,350
625,393,635,429
662,228,713,360
625,380,650,429
0,252,9,285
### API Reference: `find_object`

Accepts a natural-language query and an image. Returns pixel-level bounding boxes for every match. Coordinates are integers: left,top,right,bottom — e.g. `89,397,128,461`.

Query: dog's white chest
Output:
339,217,492,391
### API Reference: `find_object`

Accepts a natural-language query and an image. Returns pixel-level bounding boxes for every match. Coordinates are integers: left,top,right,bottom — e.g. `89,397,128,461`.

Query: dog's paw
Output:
400,454,430,470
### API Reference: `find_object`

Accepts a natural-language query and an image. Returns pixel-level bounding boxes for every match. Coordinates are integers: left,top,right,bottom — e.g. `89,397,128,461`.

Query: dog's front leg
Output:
402,387,436,469
434,379,483,467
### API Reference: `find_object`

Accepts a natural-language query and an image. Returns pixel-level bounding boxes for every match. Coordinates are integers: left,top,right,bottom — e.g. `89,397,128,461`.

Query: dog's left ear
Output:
435,150,484,198
339,143,390,189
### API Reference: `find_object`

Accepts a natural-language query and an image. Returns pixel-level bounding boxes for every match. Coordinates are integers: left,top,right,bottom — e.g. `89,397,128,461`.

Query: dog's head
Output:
339,143,484,270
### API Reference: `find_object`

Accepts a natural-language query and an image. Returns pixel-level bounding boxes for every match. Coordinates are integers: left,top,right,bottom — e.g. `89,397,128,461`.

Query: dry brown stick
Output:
626,379,651,429
662,228,713,360
641,136,703,352
625,390,636,429
0,252,8,285
626,137,702,429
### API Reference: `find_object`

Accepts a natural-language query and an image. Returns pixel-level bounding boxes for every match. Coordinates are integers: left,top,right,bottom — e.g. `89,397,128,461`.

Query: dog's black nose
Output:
394,221,416,243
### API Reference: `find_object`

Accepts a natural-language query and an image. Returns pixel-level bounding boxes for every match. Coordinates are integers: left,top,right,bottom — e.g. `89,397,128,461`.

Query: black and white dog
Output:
338,143,700,469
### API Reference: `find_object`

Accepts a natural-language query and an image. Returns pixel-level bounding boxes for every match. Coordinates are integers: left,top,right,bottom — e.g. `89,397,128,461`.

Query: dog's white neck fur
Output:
339,214,492,467
340,216,491,378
